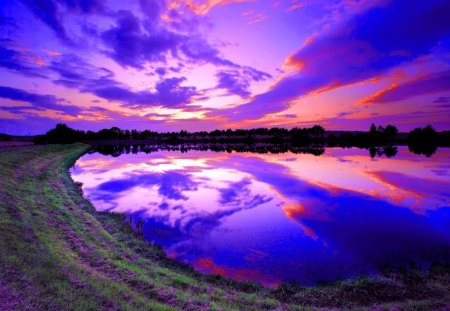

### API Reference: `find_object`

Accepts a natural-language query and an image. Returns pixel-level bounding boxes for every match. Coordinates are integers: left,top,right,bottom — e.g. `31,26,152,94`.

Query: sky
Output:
0,0,449,135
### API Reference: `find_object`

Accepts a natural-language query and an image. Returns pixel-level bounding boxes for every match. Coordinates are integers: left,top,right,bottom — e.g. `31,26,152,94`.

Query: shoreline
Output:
0,143,448,310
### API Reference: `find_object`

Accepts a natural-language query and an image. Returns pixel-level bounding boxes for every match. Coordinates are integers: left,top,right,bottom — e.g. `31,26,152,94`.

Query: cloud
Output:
99,9,270,75
215,67,272,98
154,77,199,107
49,54,115,87
0,86,81,116
283,114,297,119
155,67,167,76
216,70,251,98
0,44,201,111
19,0,71,44
221,0,450,121
1,5,271,112
48,54,199,108
56,0,106,14
18,0,106,45
14,0,266,78
362,70,450,104
91,77,199,108
168,0,255,15
101,10,181,69
433,96,450,103
0,16,17,29
139,0,163,19
432,96,450,108
287,2,304,12
0,44,49,78
241,10,267,24
323,109,450,131
179,35,237,67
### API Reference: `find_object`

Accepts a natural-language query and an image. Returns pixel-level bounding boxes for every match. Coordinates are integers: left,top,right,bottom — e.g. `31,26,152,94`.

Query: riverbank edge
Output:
0,143,448,310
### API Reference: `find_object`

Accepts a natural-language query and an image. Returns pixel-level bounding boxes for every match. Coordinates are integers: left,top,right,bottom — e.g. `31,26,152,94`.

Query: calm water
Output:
71,146,450,286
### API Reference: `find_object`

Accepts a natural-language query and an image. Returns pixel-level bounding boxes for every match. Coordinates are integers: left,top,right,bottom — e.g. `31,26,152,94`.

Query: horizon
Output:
2,123,445,137
1,0,450,135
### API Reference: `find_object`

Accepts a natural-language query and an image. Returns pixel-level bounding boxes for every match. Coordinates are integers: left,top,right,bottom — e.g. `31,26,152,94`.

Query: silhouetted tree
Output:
32,123,447,160
326,133,338,147
34,123,84,144
408,125,438,157
384,125,398,138
0,133,11,141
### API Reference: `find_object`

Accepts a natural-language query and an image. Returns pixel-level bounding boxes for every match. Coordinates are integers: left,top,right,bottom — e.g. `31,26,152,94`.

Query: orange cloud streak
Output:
46,50,61,56
360,82,399,104
168,0,254,15
283,54,305,70
287,2,304,12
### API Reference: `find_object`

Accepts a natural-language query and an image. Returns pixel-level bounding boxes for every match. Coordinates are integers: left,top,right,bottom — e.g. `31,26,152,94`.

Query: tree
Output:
369,123,377,135
384,125,398,138
310,125,325,136
131,129,139,140
408,125,438,157
44,123,85,143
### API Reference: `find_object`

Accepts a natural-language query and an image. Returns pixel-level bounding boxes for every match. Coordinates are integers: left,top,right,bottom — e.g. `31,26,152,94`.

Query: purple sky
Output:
1,0,449,134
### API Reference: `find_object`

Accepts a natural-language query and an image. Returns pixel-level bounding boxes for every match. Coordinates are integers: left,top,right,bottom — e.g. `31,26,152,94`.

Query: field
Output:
0,144,448,310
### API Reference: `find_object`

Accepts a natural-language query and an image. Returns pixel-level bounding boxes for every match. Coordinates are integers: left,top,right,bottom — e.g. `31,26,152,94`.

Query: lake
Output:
71,145,450,286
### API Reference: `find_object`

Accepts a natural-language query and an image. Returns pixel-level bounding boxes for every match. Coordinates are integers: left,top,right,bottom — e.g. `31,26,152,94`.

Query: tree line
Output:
32,123,450,157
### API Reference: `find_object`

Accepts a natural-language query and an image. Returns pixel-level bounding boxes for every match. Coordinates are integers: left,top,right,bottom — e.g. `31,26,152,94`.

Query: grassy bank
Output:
0,144,448,310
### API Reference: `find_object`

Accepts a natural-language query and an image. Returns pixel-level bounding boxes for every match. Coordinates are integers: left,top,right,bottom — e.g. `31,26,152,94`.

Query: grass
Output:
0,143,448,310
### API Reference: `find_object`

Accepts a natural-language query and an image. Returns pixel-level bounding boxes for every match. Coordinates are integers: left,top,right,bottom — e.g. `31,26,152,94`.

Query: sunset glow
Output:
1,0,449,134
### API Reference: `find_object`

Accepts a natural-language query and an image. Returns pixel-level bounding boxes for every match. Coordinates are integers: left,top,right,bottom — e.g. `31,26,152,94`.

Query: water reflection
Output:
71,147,450,286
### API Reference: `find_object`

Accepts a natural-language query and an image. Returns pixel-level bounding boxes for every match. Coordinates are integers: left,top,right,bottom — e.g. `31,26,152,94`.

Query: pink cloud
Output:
216,1,450,122
168,0,255,15
361,70,450,104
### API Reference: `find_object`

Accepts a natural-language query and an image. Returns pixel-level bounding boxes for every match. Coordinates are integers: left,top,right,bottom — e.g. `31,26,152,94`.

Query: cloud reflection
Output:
71,147,450,285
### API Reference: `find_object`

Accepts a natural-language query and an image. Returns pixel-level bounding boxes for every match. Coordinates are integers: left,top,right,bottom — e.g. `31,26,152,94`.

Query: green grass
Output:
0,143,448,310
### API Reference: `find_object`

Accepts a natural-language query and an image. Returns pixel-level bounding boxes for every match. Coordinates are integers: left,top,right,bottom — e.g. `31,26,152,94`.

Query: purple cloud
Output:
215,68,272,98
56,0,106,14
364,70,450,104
220,0,450,121
19,0,71,44
139,0,163,20
1,3,271,114
101,10,181,69
0,43,49,78
98,8,271,78
433,97,450,103
0,86,81,116
154,77,198,107
49,54,115,88
49,54,198,108
179,36,236,67
155,67,166,76
0,47,200,110
432,96,450,108
90,77,199,108
216,70,252,98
